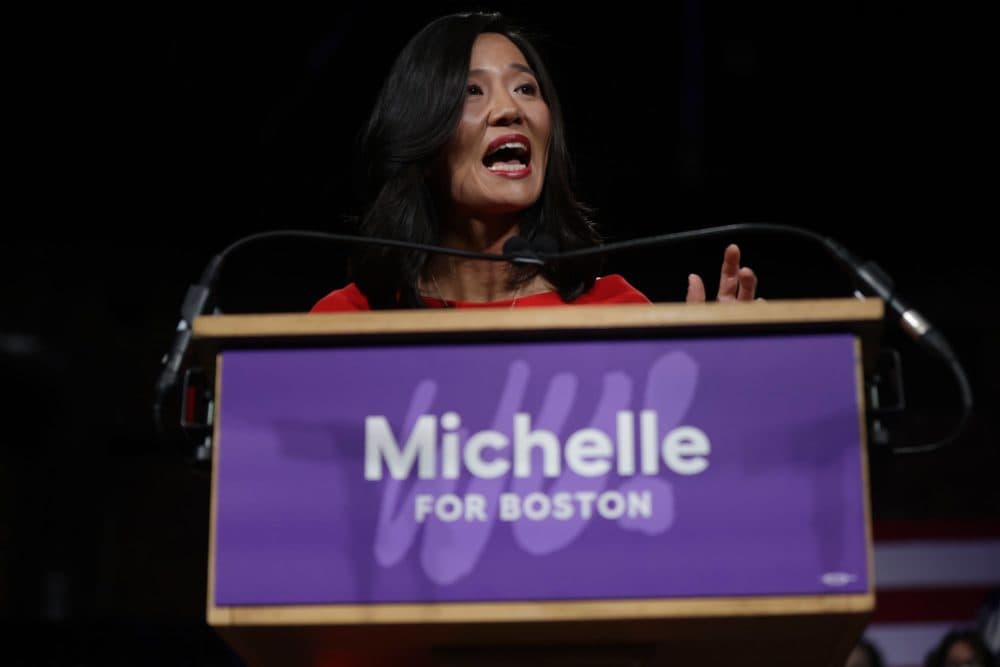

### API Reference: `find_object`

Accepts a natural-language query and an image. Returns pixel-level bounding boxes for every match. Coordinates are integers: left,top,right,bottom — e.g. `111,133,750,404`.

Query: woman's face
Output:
945,639,980,666
845,645,873,667
439,32,551,220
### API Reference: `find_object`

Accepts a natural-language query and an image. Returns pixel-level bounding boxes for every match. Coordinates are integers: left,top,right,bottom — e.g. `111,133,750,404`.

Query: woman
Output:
312,11,757,312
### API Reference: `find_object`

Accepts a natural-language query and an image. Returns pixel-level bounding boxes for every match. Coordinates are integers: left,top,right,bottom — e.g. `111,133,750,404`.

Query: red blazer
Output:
310,274,650,312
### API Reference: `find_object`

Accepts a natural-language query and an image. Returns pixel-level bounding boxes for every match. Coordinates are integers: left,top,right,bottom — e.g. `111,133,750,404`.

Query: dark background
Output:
3,2,996,664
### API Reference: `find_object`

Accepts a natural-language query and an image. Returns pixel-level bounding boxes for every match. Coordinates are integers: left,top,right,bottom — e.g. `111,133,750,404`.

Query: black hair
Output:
924,628,997,667
346,11,603,308
854,638,887,667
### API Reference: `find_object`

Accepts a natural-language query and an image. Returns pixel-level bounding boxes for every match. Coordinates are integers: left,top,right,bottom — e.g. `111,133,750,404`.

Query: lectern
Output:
192,298,883,667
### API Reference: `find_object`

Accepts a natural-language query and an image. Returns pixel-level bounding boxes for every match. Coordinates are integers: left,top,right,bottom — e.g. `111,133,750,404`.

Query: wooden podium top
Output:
194,297,884,372
194,297,883,339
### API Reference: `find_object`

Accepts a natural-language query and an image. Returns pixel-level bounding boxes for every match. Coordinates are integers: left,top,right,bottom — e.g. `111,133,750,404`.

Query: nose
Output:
487,91,522,126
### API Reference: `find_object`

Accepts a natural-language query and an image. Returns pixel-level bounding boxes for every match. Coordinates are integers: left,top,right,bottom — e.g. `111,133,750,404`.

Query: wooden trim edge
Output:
208,592,875,626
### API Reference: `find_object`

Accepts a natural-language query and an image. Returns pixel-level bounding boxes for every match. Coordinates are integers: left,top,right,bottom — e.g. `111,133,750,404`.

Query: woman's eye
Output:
466,84,483,96
516,83,538,95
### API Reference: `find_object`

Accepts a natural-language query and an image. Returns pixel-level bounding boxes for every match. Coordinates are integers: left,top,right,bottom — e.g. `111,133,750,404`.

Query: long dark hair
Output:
347,11,603,308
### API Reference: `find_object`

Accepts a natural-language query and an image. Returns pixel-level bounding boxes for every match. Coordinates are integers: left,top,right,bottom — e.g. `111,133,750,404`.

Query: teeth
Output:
488,163,527,172
484,139,529,170
488,142,528,156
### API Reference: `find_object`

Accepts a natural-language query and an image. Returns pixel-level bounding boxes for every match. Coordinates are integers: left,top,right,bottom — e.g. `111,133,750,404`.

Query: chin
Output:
453,176,544,216
487,194,541,215
492,184,543,210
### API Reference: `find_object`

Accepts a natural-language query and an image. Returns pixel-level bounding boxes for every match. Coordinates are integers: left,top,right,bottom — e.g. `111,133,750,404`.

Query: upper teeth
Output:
494,142,526,152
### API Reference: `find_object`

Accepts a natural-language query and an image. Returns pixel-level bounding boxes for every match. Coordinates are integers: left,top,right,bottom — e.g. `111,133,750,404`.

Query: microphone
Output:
549,221,973,453
154,223,972,454
551,222,950,356
153,229,519,422
158,229,560,402
154,255,222,401
154,229,548,444
817,237,955,359
155,223,956,372
814,237,973,454
501,235,535,263
501,233,558,265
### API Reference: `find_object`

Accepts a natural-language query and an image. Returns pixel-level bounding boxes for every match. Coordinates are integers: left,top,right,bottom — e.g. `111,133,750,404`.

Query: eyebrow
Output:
469,64,537,77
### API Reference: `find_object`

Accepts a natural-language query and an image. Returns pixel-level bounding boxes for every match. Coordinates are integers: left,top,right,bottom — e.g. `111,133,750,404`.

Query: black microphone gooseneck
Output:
152,230,527,442
154,231,521,389
555,222,974,453
807,235,973,454
154,224,972,454
556,223,943,353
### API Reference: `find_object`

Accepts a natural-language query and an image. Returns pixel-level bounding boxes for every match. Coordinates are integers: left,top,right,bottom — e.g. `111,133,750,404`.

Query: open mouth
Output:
483,134,531,173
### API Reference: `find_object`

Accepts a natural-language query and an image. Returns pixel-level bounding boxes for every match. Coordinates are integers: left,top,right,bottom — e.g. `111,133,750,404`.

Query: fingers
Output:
716,244,758,302
688,244,761,303
686,273,706,303
716,244,742,302
737,266,757,302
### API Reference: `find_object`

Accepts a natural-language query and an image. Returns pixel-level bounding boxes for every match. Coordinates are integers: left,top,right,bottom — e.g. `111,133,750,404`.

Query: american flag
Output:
861,519,1000,666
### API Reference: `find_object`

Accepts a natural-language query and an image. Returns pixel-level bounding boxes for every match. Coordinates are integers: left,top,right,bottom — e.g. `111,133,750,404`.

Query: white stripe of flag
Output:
874,539,1000,589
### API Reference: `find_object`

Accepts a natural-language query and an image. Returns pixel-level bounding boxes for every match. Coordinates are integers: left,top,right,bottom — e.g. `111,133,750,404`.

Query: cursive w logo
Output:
372,350,699,585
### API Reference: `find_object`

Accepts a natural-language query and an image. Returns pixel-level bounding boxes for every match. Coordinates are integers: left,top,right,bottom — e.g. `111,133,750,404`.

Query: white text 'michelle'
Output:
364,411,710,481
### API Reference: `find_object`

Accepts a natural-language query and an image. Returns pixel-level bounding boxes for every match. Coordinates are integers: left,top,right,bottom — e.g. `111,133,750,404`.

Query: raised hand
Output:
685,243,759,303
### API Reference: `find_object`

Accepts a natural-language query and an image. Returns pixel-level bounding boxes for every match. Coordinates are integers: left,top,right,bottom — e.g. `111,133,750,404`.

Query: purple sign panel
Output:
214,334,869,606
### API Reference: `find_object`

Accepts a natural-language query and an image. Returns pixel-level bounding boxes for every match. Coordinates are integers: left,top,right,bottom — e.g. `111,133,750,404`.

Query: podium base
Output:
213,610,870,667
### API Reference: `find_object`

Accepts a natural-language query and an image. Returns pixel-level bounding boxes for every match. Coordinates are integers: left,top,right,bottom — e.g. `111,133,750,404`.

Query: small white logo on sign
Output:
821,572,858,587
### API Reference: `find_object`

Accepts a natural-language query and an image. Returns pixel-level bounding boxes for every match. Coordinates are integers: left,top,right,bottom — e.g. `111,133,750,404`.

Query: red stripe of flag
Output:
874,519,1000,542
873,585,998,624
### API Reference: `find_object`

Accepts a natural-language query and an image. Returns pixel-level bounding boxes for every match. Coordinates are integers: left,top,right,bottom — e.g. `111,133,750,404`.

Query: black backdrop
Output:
3,2,996,664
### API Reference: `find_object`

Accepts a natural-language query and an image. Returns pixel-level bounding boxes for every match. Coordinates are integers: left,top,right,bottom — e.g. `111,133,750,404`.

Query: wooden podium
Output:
192,298,883,667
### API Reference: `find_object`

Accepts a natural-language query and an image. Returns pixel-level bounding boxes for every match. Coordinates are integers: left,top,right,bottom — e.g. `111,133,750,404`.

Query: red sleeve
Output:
310,283,372,312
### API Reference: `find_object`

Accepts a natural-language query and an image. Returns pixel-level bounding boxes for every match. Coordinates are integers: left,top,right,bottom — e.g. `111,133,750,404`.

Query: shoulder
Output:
574,274,651,304
310,283,372,312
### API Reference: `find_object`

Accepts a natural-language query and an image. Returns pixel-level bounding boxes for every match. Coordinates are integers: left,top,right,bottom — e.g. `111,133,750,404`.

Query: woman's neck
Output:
423,218,549,302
